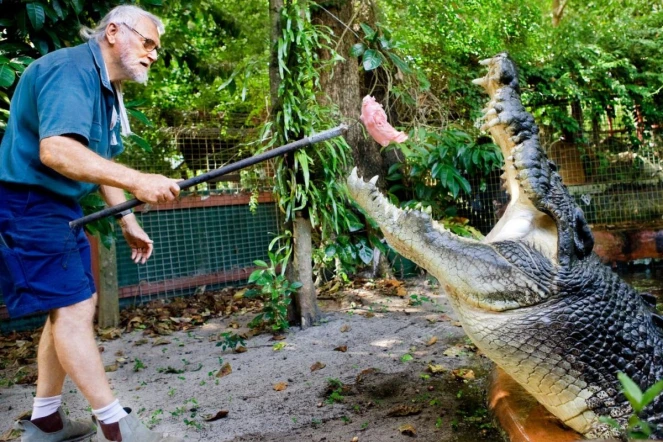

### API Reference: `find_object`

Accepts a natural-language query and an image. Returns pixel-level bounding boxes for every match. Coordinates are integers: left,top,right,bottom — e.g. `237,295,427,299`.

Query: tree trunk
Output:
292,214,320,327
312,0,385,184
552,0,568,27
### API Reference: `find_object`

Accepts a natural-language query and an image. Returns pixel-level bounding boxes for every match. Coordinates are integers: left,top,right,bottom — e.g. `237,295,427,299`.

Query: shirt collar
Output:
87,39,114,94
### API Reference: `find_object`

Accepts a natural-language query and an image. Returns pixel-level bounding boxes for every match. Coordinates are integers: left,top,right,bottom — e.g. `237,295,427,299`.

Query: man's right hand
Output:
131,174,181,204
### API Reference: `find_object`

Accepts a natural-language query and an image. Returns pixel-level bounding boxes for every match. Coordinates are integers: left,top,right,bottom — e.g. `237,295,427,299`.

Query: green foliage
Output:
1,0,112,135
215,332,246,352
244,251,300,332
386,127,501,237
599,372,663,439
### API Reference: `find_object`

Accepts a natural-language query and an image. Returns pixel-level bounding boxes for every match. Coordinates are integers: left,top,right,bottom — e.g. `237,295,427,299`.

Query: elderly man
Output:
0,5,183,442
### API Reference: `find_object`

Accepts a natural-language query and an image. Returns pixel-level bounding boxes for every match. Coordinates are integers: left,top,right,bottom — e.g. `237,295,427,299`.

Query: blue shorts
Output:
0,183,95,318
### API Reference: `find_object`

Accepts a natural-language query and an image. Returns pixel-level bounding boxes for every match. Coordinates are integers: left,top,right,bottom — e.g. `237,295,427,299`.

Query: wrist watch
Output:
114,209,133,220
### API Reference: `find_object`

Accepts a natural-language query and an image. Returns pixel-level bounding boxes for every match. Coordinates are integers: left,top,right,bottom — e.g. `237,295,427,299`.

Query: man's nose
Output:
147,51,158,63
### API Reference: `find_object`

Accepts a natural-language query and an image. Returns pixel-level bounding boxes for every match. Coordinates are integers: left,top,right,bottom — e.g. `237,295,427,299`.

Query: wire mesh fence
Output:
114,110,280,306
459,105,663,235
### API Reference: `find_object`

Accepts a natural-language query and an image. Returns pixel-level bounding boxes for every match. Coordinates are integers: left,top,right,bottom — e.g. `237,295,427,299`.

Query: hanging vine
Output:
245,0,358,331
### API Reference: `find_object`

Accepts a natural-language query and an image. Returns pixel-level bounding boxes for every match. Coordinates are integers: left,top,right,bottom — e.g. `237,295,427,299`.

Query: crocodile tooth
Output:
481,118,500,131
479,57,492,65
472,78,487,87
369,175,379,185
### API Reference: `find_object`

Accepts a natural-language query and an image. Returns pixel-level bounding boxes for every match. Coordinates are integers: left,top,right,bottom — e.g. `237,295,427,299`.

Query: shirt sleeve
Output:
34,58,99,145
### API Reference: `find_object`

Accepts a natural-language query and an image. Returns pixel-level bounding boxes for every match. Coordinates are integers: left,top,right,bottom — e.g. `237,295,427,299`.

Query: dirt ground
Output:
0,276,507,442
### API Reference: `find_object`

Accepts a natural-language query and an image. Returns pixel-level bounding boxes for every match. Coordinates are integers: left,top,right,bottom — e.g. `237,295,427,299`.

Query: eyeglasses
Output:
119,22,161,54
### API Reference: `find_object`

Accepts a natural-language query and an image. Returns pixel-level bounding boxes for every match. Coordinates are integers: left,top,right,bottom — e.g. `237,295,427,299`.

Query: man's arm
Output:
40,135,180,204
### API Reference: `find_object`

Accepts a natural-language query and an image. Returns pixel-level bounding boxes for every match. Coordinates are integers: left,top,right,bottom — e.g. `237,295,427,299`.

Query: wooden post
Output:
97,238,120,328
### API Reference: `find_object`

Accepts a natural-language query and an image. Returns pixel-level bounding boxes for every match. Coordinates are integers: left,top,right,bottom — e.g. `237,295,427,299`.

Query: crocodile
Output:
347,52,663,439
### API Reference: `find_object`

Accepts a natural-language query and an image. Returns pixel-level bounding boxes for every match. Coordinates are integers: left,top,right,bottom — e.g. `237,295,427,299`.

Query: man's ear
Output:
105,23,120,45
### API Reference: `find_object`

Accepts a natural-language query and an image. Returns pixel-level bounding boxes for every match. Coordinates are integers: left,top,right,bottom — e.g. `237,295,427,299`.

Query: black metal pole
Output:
69,124,348,229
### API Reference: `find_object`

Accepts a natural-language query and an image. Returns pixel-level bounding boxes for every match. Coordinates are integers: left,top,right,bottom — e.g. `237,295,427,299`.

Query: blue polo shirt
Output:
0,40,124,201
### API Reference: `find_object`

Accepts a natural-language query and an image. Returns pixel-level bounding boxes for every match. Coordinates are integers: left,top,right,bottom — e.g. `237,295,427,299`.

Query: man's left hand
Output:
119,215,154,264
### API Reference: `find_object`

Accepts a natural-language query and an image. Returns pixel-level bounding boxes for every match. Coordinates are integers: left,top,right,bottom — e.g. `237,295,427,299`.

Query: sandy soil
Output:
0,276,506,442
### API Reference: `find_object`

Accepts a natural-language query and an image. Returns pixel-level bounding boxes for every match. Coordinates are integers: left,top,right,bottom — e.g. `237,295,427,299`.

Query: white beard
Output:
119,45,148,84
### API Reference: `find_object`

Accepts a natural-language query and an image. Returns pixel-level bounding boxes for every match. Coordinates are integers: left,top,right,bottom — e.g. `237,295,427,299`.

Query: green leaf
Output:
26,3,46,31
359,23,376,41
141,0,163,4
51,0,64,19
295,150,310,189
0,19,14,27
126,108,154,127
618,372,644,412
43,28,61,50
0,65,16,88
358,243,373,264
324,244,337,257
349,43,365,58
253,259,268,268
641,378,663,408
34,38,49,56
128,134,152,153
400,354,413,363
70,0,84,15
378,36,391,50
362,49,382,71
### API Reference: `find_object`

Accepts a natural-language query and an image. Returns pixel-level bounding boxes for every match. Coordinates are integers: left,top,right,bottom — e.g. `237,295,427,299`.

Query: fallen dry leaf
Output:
234,346,247,353
452,368,475,380
133,338,148,346
270,335,286,341
152,338,171,346
426,336,438,346
398,424,417,437
98,327,122,341
340,325,351,333
104,363,118,373
204,410,229,422
427,363,446,374
387,405,422,417
452,321,463,327
351,437,359,442
310,361,326,372
443,345,466,358
273,382,288,391
216,362,232,378
334,345,348,352
0,427,22,441
396,287,407,297
363,311,375,318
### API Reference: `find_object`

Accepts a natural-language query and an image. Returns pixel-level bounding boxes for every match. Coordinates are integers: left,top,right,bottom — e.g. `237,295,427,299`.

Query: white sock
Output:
92,399,128,424
32,395,62,420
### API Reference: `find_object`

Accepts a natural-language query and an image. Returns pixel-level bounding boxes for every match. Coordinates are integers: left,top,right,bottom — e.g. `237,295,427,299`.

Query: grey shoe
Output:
15,407,96,442
95,408,182,442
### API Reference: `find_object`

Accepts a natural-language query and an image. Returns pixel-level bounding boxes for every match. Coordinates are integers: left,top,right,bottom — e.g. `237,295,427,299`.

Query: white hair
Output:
80,5,165,42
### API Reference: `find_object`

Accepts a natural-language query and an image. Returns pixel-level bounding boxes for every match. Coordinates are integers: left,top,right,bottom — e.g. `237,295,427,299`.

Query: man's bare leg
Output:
35,316,67,398
49,295,115,409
